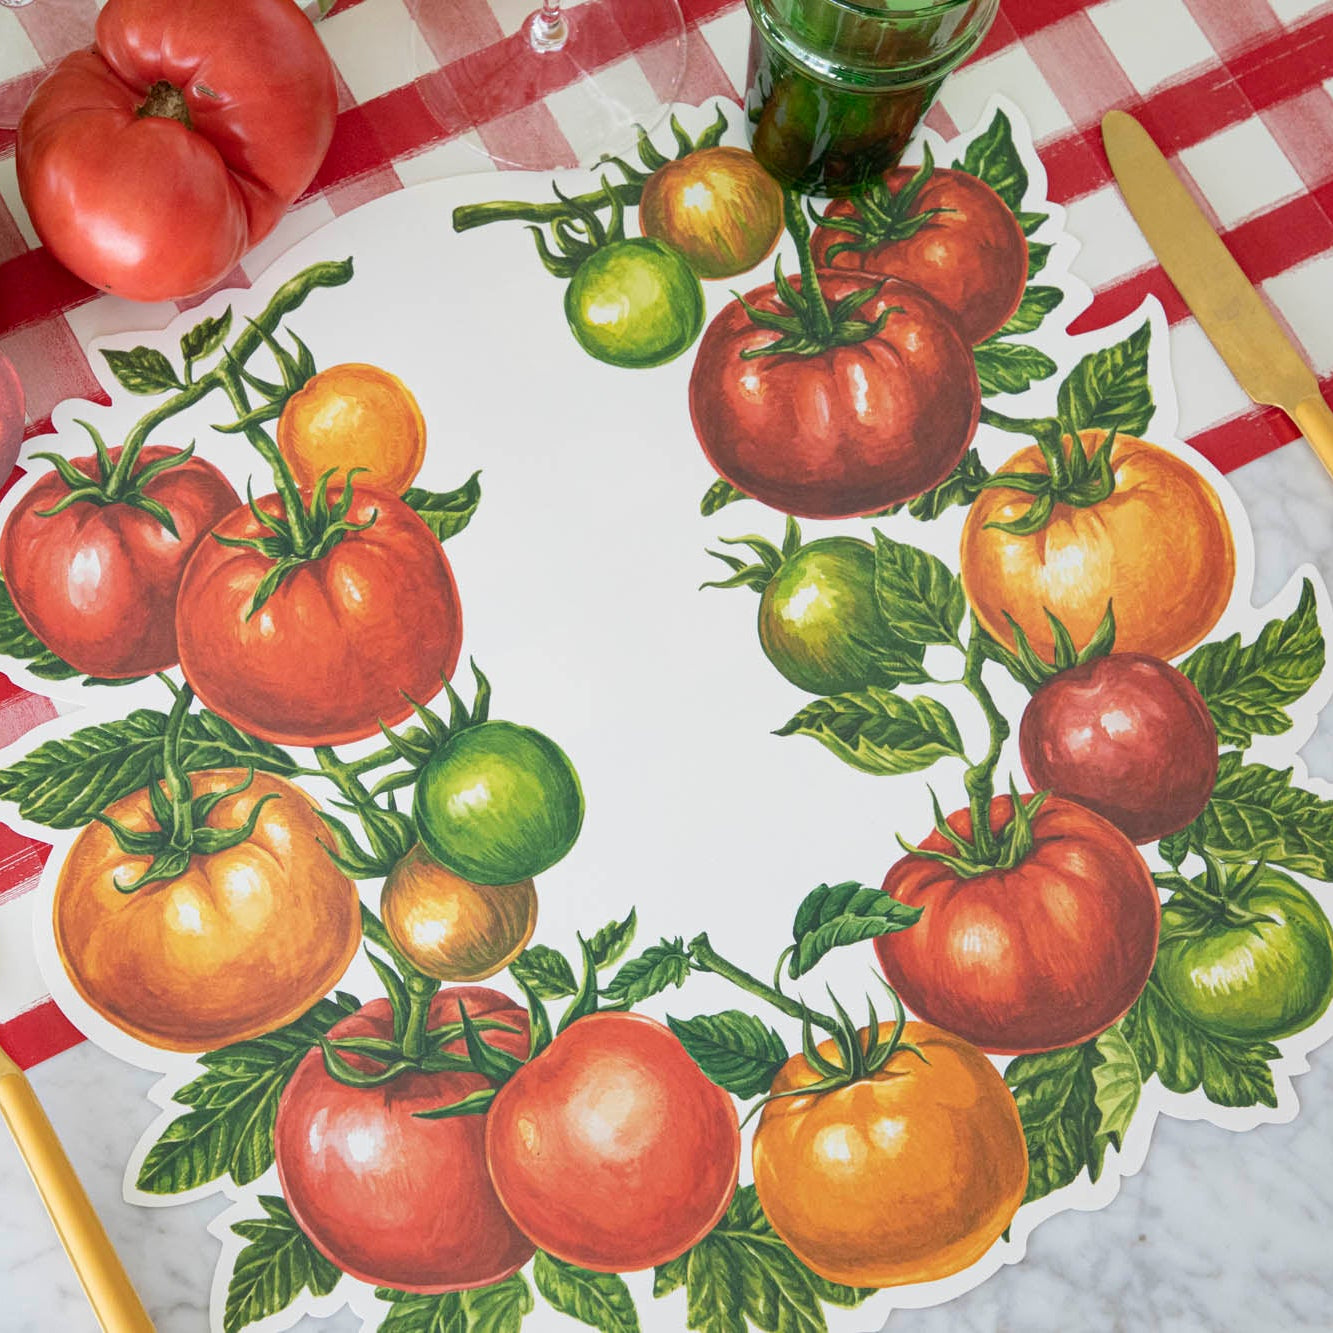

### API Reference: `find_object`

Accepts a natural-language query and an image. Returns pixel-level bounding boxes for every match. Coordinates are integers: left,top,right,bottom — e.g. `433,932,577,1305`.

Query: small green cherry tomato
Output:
413,721,584,886
564,238,705,369
1156,868,1333,1042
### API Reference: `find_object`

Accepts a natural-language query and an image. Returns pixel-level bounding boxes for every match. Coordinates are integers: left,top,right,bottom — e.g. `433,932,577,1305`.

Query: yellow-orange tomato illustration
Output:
380,844,537,982
277,362,427,493
54,770,361,1052
961,430,1235,661
752,1021,1028,1288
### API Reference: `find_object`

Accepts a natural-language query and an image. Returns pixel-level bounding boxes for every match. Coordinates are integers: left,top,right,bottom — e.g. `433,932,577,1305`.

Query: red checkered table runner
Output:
2,0,1332,1066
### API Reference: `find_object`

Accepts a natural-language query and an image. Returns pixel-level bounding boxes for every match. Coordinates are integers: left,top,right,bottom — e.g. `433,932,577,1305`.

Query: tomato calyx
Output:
977,414,1120,536
897,782,1052,879
31,421,197,537
738,190,901,361
136,80,192,128
810,143,952,262
92,682,279,891
213,319,319,435
978,602,1117,694
1155,855,1279,944
700,514,802,594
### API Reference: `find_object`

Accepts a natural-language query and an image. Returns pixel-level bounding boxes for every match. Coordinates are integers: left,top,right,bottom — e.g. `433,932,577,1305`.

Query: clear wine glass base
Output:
411,0,688,173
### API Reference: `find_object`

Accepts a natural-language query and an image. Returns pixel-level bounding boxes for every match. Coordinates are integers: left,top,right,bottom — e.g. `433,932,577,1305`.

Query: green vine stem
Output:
959,614,1010,861
452,180,646,234
689,933,838,1033
978,406,1069,488
784,189,834,344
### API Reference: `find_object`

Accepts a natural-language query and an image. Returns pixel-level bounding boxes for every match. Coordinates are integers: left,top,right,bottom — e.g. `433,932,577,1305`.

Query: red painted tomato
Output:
485,1012,741,1272
876,795,1160,1054
16,0,336,301
689,274,980,518
0,445,239,678
812,166,1028,344
1020,653,1219,843
274,989,534,1293
176,487,462,747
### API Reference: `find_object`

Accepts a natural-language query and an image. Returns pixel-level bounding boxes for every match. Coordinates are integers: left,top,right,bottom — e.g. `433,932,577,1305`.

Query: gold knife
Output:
1102,109,1333,479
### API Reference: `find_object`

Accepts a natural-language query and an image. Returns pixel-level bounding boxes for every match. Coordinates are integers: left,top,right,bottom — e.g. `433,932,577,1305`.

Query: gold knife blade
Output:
1101,109,1333,478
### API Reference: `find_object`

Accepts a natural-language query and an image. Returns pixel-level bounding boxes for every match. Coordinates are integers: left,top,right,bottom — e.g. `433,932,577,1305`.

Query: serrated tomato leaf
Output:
602,939,693,1006
1178,579,1324,748
701,478,749,515
788,881,922,978
377,1273,534,1332
953,108,1026,211
872,530,965,647
995,284,1063,338
102,345,185,395
510,945,579,1000
0,574,78,680
181,308,233,366
897,448,992,522
224,1195,340,1333
403,472,482,542
1057,322,1153,437
534,1252,639,1333
974,340,1058,397
666,1011,788,1099
587,908,637,970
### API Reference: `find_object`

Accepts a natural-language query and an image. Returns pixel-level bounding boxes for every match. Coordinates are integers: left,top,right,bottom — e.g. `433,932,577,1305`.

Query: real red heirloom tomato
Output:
275,989,535,1293
689,273,980,518
176,487,462,747
16,0,337,301
1020,653,1219,843
812,160,1029,344
484,1011,741,1272
876,794,1161,1054
752,1021,1027,1287
53,770,360,1052
0,445,239,678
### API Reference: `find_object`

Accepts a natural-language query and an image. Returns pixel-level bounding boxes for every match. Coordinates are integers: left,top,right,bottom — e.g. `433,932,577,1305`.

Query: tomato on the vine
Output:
176,487,462,747
752,1020,1027,1287
690,272,980,518
413,720,583,886
53,770,360,1052
16,0,337,301
638,146,784,280
381,844,537,982
275,989,535,1292
0,445,239,678
1156,866,1333,1042
1020,653,1218,843
484,1011,741,1272
876,794,1160,1054
960,431,1235,661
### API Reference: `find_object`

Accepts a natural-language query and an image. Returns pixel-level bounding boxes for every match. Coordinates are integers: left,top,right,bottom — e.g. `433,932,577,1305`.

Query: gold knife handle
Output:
1293,391,1333,483
0,1068,155,1332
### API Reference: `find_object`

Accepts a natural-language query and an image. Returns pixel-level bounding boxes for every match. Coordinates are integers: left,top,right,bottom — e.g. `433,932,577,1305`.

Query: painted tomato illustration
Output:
277,363,427,494
875,795,1161,1054
813,161,1028,344
689,273,980,518
380,844,538,982
176,487,462,747
1020,653,1218,843
53,770,360,1052
0,445,239,678
960,431,1235,661
1157,867,1333,1042
413,720,584,887
638,146,784,279
275,989,534,1292
485,1012,741,1272
752,1021,1027,1287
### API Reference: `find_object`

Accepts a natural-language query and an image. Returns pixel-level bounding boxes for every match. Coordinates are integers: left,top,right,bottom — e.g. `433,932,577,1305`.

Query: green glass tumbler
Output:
744,0,1000,196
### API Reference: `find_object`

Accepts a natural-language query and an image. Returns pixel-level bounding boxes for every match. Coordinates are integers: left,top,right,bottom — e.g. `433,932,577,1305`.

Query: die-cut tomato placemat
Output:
0,100,1329,1333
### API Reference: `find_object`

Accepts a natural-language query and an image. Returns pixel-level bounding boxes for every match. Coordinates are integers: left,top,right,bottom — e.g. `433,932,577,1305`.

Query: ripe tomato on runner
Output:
752,1021,1027,1287
176,487,462,747
689,273,980,518
53,770,360,1052
275,989,534,1292
485,1012,741,1272
0,445,239,679
276,363,427,494
876,794,1160,1054
960,431,1235,661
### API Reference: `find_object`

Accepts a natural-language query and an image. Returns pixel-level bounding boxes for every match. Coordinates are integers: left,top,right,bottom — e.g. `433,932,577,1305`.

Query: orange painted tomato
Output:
752,1021,1027,1287
638,146,784,280
53,770,361,1052
960,431,1235,660
276,363,427,494
380,845,537,982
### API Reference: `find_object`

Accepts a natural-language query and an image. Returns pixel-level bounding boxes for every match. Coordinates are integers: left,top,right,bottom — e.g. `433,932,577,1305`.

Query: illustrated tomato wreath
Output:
0,102,1329,1333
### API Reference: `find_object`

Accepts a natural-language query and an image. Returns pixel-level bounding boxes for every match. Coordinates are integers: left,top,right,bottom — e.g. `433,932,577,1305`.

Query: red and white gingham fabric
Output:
1,0,1332,1067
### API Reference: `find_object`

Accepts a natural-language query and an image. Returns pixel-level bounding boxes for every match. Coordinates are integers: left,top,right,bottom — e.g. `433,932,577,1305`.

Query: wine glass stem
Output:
529,1,568,53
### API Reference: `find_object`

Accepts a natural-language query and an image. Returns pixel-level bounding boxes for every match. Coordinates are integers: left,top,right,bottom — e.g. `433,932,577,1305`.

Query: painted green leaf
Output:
995,284,1064,337
666,1011,788,1099
974,340,1058,397
953,108,1027,211
181,308,233,366
224,1196,340,1333
1026,239,1052,278
587,908,638,970
403,471,482,541
896,448,992,522
1178,579,1324,747
1057,321,1154,437
701,478,748,515
0,574,77,681
601,939,693,1006
871,530,965,647
787,881,922,978
509,945,579,1000
775,688,965,776
102,345,184,395
1091,1026,1141,1145
137,996,357,1194
534,1251,639,1333
377,1274,533,1333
